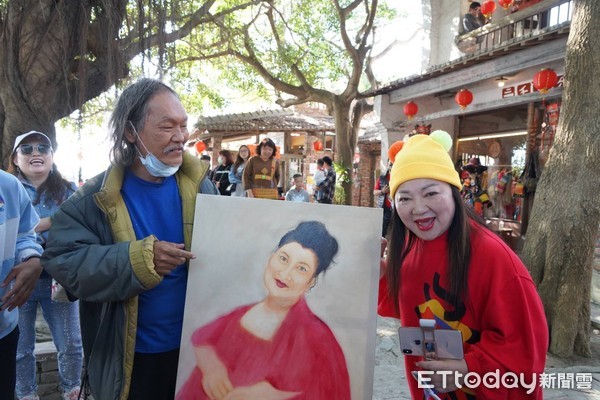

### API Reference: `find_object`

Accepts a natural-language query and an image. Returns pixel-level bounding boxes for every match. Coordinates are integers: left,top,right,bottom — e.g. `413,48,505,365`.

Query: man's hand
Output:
1,257,42,311
152,241,195,276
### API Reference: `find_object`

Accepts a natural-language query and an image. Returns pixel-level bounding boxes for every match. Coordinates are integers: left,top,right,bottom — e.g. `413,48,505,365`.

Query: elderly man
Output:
43,79,218,400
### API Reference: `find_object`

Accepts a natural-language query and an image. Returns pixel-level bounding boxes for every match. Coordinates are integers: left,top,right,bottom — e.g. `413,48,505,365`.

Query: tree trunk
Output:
0,1,128,165
521,0,600,358
332,98,354,205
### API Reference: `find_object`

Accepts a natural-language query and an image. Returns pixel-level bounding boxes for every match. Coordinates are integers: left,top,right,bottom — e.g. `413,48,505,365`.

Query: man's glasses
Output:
17,144,53,155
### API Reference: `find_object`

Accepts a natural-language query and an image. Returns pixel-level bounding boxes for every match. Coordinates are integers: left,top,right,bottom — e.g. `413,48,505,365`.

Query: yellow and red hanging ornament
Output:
313,140,324,152
403,101,419,120
455,89,474,110
533,68,558,94
498,0,514,11
481,0,497,19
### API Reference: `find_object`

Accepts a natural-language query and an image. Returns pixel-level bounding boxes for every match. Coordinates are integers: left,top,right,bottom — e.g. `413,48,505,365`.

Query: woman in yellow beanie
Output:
378,131,548,399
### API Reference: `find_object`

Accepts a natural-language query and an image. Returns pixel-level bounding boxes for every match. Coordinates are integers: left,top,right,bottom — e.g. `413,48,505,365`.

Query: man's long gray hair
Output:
109,78,179,167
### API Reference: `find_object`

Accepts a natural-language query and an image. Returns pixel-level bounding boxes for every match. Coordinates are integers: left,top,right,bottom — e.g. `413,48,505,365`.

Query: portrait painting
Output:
175,195,382,399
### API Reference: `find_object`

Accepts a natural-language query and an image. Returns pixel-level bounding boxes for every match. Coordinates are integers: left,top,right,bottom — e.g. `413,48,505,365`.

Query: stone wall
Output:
33,342,63,400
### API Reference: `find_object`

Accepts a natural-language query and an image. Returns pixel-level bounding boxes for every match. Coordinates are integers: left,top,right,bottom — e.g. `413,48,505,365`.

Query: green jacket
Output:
42,153,216,400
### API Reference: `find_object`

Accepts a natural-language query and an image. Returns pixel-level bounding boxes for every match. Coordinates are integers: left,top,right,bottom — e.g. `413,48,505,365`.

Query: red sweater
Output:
379,223,548,399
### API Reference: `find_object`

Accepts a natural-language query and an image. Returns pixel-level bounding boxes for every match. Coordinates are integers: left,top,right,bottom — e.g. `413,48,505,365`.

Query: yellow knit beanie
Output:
389,131,462,197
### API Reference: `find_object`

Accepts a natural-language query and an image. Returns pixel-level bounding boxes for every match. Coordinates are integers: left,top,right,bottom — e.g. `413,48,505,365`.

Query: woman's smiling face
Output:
394,178,455,241
264,242,317,304
13,137,54,179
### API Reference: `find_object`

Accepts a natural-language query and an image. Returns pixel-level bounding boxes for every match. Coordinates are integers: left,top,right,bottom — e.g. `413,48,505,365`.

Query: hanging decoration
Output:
403,101,419,120
388,141,404,163
455,89,474,110
481,0,497,19
313,140,324,151
194,141,206,153
498,0,514,10
533,68,558,94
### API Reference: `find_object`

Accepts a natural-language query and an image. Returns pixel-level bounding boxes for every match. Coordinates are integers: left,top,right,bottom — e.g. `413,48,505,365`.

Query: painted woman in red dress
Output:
177,221,350,400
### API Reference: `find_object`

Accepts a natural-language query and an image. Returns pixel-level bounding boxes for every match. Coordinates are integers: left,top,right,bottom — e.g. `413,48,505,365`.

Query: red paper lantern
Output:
455,89,474,110
313,141,324,151
481,0,497,18
533,68,558,94
403,101,419,120
498,0,514,10
194,141,206,153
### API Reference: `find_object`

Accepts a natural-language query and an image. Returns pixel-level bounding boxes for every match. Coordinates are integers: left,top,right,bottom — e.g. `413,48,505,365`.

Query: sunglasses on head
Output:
17,144,53,155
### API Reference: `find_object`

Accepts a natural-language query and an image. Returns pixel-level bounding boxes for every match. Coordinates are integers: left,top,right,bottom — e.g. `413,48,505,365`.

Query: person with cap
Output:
42,78,219,400
8,131,83,400
377,131,548,399
315,156,336,204
0,169,43,400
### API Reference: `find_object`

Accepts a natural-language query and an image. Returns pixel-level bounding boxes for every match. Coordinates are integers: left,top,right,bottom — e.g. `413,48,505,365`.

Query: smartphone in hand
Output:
398,327,464,360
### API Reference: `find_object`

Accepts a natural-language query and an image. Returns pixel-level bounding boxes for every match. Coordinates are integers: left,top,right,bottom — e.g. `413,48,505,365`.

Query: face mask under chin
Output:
130,122,179,178
138,152,179,178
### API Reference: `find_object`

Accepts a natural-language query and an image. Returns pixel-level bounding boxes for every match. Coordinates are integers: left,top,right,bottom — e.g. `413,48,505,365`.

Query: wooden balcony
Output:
455,0,572,59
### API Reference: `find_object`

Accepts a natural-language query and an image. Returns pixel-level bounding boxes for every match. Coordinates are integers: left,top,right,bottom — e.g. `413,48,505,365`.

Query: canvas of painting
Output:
175,195,382,400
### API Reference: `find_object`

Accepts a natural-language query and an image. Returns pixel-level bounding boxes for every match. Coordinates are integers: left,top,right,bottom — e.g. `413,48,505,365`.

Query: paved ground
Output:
373,303,600,399
35,303,600,399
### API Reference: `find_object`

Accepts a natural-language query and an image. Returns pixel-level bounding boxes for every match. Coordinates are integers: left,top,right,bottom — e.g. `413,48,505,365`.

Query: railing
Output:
456,0,573,55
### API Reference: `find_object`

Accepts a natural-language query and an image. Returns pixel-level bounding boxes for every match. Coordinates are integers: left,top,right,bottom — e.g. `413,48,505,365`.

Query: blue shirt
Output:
18,176,77,244
0,171,42,339
121,171,186,353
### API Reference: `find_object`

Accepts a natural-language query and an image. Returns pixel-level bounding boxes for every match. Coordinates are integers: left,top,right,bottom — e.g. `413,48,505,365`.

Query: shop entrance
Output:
456,105,532,251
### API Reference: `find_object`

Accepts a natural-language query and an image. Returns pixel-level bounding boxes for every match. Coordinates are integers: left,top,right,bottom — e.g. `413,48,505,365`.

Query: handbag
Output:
523,152,540,191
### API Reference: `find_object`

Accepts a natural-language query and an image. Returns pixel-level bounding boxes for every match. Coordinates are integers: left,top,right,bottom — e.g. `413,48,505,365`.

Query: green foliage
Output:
170,0,395,99
333,161,351,184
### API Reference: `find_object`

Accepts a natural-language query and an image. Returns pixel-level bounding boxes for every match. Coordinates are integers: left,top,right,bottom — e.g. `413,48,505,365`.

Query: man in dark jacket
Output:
42,79,218,400
315,156,336,204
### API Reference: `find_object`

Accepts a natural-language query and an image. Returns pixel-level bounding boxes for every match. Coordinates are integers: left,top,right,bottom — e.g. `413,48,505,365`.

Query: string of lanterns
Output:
400,67,558,116
480,0,515,18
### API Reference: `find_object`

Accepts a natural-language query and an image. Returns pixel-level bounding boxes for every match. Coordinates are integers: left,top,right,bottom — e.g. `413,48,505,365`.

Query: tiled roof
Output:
191,109,335,140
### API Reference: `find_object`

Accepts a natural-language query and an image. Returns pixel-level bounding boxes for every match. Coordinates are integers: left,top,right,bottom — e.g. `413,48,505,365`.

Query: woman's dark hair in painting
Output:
277,221,339,277
256,138,277,158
